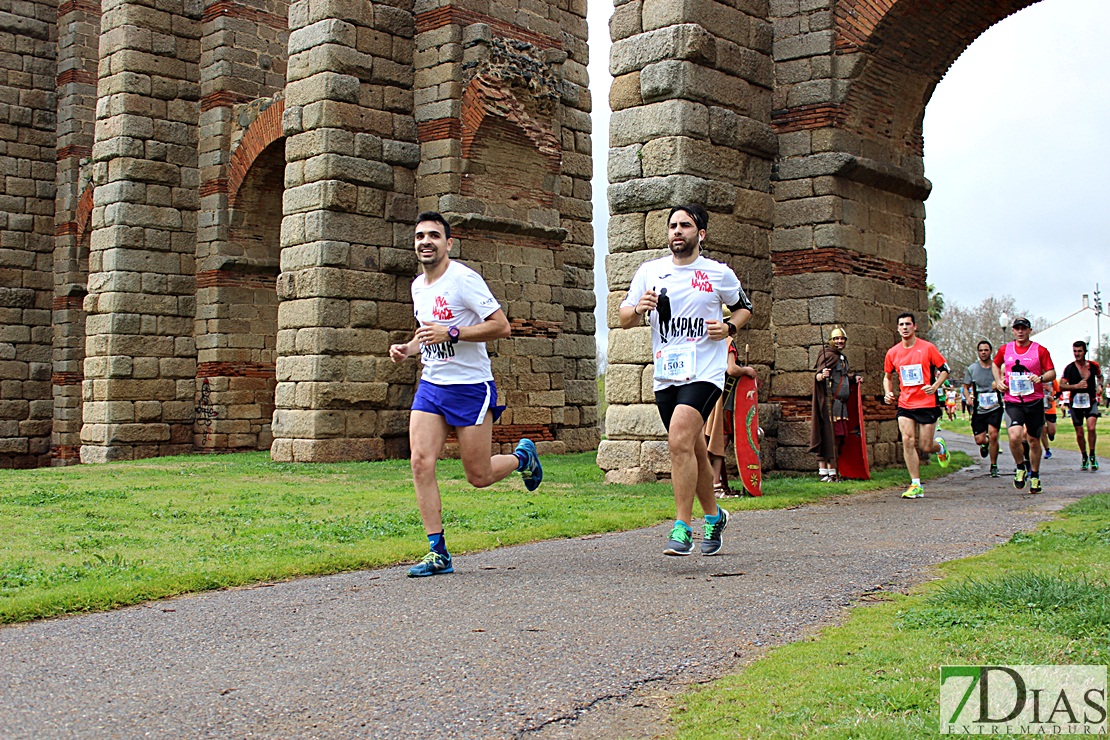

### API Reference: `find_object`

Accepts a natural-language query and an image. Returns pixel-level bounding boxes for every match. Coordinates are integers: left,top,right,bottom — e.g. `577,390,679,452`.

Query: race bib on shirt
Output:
899,364,924,386
1010,373,1035,397
1073,392,1091,409
977,391,999,411
654,344,696,382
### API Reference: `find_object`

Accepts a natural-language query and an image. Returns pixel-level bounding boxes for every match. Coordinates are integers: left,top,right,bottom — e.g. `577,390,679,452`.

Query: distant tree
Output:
1098,333,1110,369
930,295,1045,374
927,283,945,323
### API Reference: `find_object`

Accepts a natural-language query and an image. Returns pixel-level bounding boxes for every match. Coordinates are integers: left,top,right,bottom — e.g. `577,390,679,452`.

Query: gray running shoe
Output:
664,524,694,556
701,507,729,556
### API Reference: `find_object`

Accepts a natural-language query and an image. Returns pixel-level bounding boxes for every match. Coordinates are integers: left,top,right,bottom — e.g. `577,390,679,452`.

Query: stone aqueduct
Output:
0,0,1039,470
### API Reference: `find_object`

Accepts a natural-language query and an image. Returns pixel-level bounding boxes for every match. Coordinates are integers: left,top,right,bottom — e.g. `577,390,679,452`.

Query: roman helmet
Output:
828,326,847,345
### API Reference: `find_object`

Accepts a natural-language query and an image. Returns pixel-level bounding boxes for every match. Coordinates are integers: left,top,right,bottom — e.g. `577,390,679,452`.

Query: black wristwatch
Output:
448,326,460,344
727,323,737,337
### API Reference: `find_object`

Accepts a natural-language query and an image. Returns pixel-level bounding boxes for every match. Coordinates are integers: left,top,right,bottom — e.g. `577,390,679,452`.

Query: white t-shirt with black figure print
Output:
622,255,750,391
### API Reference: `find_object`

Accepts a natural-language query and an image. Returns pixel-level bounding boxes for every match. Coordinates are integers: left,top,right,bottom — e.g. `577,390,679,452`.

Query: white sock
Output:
911,478,921,486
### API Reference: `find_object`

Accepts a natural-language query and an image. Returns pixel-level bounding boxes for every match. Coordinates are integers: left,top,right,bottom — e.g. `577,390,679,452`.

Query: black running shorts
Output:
971,407,1004,435
655,381,722,431
1005,399,1045,438
896,406,941,425
1071,404,1101,426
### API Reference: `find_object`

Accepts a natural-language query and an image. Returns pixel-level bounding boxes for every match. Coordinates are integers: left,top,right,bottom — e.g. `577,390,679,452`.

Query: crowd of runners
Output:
391,204,1102,574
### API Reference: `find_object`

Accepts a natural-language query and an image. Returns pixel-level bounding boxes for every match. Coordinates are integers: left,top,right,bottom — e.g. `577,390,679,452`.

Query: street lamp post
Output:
999,311,1010,347
1094,284,1102,365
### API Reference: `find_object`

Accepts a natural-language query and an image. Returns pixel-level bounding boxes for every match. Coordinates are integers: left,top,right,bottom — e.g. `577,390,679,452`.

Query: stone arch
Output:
460,76,562,211
228,98,285,207
766,0,1046,471
194,103,285,454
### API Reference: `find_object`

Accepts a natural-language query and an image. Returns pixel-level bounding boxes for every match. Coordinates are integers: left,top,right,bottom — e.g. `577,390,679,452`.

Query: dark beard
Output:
669,239,697,258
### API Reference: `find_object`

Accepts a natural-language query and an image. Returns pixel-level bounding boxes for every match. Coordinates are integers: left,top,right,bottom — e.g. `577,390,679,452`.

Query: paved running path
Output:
1,434,1104,739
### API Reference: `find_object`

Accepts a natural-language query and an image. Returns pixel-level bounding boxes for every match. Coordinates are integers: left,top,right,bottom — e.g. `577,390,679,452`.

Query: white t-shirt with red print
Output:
411,260,501,385
621,254,750,392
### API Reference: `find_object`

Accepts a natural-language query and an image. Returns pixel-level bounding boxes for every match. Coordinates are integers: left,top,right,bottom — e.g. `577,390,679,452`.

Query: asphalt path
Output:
1,432,1103,739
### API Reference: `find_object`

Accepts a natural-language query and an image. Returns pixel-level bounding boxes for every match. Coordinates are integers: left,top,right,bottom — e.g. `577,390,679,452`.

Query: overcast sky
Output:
590,0,1110,355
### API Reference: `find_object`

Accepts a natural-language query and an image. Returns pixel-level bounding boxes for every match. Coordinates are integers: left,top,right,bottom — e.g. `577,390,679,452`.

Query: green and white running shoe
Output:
664,524,694,556
701,507,729,556
936,437,949,468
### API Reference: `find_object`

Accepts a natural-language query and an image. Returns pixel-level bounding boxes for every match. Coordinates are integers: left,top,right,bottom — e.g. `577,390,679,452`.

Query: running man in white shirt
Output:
390,212,542,577
619,204,752,556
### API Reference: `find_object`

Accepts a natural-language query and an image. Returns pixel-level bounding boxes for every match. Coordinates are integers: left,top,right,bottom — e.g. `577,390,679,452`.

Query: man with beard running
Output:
619,204,752,556
1060,340,1102,471
963,340,1004,478
992,317,1055,493
390,212,543,577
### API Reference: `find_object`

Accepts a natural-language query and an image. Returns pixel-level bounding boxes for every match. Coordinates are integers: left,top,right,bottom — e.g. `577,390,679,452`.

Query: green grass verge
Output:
671,493,1110,738
0,450,969,624
938,412,1110,456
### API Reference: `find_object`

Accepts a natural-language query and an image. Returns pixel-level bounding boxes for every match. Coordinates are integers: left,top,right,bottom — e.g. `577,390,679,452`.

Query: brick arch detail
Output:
74,183,94,246
460,76,561,167
228,98,285,206
835,0,1037,149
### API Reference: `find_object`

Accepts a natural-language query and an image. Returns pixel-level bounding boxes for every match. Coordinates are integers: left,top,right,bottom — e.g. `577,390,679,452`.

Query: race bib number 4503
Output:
654,344,696,382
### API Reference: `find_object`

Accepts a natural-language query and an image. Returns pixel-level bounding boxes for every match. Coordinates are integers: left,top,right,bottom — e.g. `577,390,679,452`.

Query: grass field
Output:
670,495,1110,738
0,450,968,624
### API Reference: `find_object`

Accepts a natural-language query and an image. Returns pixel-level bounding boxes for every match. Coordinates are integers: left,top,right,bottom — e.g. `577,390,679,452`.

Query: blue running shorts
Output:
412,379,505,427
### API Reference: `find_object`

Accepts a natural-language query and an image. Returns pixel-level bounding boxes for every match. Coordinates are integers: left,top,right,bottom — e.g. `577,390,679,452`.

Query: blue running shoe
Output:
1044,448,1052,459
407,551,453,577
516,438,543,491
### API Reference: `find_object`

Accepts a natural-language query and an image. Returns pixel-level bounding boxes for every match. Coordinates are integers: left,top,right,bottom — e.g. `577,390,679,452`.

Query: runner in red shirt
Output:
883,312,950,499
992,317,1055,494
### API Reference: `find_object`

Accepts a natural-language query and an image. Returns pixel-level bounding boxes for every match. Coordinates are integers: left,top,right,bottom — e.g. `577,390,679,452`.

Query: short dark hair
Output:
896,311,916,325
1074,340,1088,352
415,211,451,240
668,204,708,233
977,340,993,351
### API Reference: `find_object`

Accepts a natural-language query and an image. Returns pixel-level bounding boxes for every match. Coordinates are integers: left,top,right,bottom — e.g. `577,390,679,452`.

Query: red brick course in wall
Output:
415,7,558,50
202,0,286,31
509,318,562,339
446,424,555,445
226,99,284,206
772,247,926,291
57,0,99,15
773,395,896,422
56,144,92,160
55,70,96,88
196,362,276,378
417,118,461,143
771,103,845,134
201,90,256,112
195,269,277,290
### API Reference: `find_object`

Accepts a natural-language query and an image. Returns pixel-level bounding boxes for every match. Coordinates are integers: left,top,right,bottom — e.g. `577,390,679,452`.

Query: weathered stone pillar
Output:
599,0,776,482
413,4,597,457
768,0,929,470
0,1,56,468
52,0,99,464
193,0,289,453
271,0,418,462
81,0,201,463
